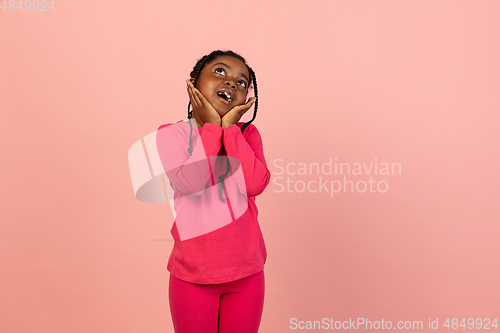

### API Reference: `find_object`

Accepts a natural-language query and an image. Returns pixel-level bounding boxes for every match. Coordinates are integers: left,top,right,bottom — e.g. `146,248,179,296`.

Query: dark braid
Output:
186,54,213,154
185,50,259,202
240,66,258,132
187,53,215,120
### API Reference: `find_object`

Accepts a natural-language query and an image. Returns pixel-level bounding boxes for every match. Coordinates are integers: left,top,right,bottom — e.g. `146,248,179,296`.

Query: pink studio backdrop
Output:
1,1,499,332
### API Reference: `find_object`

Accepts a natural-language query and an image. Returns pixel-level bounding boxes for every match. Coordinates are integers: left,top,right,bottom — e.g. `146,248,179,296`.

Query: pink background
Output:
1,0,499,332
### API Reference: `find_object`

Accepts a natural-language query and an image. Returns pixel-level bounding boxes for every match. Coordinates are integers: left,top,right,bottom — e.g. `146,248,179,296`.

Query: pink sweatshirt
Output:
156,120,271,284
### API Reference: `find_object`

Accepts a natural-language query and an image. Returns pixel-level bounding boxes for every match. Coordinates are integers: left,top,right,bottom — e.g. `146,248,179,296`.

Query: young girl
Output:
156,50,271,333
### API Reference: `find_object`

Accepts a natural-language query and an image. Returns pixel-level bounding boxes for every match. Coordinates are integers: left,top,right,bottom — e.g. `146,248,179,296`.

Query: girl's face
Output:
193,55,250,116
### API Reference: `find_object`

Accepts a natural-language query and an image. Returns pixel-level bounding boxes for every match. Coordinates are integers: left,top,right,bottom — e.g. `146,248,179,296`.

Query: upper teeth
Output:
220,91,231,101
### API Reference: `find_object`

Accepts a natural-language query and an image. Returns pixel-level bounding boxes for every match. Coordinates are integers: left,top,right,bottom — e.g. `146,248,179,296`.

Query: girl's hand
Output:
221,97,257,130
187,80,221,127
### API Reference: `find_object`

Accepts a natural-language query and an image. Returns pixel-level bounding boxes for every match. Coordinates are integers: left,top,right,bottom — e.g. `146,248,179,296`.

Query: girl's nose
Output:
225,80,236,89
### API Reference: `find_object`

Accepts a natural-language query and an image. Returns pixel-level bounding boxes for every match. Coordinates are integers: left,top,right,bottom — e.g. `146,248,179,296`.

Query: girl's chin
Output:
214,101,244,116
214,105,231,116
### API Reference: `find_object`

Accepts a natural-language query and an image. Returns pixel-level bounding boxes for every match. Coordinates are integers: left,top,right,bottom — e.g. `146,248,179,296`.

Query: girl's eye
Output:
238,81,246,88
215,68,225,75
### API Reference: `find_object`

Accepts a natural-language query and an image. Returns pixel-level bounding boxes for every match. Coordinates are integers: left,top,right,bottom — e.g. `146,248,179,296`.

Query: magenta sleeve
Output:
222,124,271,197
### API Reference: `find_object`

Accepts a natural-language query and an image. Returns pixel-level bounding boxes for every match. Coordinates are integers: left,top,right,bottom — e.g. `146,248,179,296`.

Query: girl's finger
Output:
187,81,200,105
188,88,199,110
188,82,204,105
187,82,194,101
240,98,255,109
189,84,202,108
238,98,256,113
186,81,195,101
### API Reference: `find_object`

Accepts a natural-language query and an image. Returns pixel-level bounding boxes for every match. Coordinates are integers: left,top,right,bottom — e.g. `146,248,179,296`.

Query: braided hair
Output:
186,50,259,203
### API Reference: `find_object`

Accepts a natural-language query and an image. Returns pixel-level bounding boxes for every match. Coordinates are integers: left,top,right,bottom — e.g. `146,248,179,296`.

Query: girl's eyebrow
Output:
212,62,249,83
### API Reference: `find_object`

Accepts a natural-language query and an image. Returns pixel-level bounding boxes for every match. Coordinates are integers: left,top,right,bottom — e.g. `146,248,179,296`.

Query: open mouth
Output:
217,90,232,104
